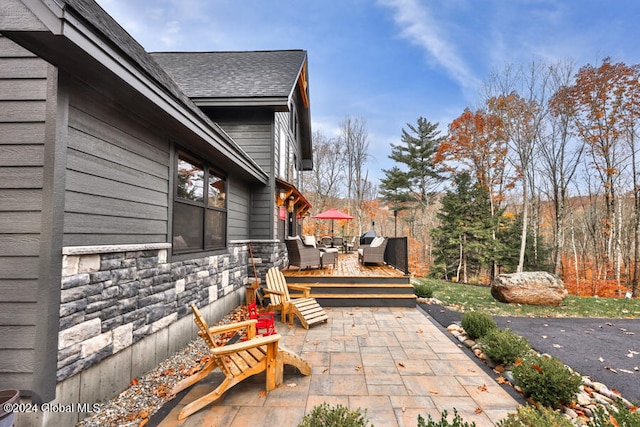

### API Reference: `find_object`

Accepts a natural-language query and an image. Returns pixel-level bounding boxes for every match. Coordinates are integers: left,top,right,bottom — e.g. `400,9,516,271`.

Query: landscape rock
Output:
491,271,568,306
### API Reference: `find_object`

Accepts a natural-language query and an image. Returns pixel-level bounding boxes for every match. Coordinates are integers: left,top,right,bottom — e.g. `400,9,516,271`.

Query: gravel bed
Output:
76,306,247,427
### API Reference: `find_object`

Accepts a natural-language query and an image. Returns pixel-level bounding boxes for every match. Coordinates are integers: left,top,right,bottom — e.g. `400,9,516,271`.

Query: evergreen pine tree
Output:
387,117,444,209
431,172,500,282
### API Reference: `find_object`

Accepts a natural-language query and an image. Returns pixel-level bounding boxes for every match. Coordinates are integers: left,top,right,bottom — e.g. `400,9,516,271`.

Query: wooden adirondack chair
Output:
172,304,311,420
264,267,328,329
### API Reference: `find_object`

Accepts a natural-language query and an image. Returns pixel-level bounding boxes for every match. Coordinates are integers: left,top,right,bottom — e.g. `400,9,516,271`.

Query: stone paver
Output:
155,307,520,427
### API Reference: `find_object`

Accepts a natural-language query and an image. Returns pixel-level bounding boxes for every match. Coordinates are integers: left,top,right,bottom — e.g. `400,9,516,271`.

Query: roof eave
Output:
194,97,290,111
287,55,312,170
8,0,268,185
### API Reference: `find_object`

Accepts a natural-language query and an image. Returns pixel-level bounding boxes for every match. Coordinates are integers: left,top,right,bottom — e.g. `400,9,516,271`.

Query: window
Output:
173,151,226,253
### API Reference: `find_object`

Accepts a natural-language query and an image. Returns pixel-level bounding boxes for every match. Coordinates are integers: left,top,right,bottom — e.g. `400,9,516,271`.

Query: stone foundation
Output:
15,240,284,427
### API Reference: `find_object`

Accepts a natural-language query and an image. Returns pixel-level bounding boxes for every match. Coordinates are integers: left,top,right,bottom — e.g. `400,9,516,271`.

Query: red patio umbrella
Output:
311,208,354,240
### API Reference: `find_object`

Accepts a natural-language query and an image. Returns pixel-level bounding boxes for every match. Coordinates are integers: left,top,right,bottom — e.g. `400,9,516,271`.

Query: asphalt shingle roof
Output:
150,50,306,99
61,0,201,117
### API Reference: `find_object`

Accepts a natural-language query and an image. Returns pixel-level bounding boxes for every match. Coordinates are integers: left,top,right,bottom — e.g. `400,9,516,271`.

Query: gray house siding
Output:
1,4,310,421
0,35,47,394
64,76,170,246
209,113,275,240
227,178,250,240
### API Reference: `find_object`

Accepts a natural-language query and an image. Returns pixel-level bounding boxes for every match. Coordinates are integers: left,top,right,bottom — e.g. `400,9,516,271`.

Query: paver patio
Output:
154,306,520,427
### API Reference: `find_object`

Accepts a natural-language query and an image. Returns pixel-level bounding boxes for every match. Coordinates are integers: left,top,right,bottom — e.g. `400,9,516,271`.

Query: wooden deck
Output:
281,253,415,307
282,252,405,278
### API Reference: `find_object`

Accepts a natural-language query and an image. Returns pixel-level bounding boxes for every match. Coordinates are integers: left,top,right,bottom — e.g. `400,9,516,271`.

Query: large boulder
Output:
491,271,568,306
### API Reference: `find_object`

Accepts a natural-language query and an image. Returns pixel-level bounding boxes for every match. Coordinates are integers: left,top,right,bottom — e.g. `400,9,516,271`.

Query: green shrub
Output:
414,283,434,298
298,403,373,427
417,408,476,427
460,311,497,340
497,404,573,426
478,328,531,366
512,354,582,408
586,398,640,427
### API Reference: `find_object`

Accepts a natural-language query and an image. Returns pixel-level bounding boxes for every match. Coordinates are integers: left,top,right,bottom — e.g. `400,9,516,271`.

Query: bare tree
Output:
485,60,551,272
340,116,371,236
542,60,585,276
555,59,637,286
301,131,344,211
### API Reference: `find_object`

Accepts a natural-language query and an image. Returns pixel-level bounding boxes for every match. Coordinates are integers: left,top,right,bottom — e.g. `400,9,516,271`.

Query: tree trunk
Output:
571,213,580,294
632,132,640,297
456,238,463,283
518,176,529,273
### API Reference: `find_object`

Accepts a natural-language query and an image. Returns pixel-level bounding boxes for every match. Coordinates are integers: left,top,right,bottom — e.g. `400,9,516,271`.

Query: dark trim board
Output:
313,297,416,308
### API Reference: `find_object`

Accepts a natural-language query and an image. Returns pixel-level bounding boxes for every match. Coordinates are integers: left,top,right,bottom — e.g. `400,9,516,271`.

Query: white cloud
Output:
378,0,481,91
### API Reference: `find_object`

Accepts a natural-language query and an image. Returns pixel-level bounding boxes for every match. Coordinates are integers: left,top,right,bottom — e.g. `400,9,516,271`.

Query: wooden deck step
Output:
281,253,415,307
289,283,414,296
311,293,416,299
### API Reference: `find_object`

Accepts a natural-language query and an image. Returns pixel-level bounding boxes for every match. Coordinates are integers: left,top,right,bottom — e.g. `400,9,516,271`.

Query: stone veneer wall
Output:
245,239,287,284
18,240,285,427
57,242,251,381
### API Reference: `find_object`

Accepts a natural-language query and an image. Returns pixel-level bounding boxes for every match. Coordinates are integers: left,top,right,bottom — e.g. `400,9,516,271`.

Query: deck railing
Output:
384,237,410,275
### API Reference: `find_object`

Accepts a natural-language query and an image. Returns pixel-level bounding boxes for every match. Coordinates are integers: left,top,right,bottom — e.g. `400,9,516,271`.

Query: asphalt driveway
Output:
420,303,640,404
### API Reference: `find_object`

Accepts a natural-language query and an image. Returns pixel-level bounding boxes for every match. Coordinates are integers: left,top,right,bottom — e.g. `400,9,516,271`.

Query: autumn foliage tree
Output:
436,107,510,278
437,108,509,210
550,58,640,295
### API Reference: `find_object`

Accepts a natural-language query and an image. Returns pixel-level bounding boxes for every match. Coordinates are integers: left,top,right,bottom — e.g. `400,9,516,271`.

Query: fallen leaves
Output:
153,385,171,398
496,376,510,385
477,383,488,392
124,409,149,425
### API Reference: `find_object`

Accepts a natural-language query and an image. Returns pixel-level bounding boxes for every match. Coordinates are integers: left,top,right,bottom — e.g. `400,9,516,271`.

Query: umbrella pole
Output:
331,219,334,246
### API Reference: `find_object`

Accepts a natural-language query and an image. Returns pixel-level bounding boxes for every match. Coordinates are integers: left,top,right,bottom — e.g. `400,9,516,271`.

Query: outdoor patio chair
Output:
333,236,344,251
344,236,357,253
358,236,388,265
171,304,311,420
303,235,337,268
264,267,328,329
285,236,322,270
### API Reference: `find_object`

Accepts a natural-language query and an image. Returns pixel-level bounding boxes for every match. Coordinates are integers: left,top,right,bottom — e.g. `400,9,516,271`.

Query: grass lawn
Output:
414,278,640,318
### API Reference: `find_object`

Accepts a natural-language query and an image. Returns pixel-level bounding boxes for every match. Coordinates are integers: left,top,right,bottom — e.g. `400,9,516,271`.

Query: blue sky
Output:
96,0,640,186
